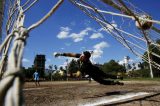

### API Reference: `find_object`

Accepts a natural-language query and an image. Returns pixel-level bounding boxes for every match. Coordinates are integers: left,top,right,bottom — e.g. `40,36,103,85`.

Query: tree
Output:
127,69,150,78
138,62,144,69
23,67,35,79
52,71,63,81
59,66,67,74
128,64,132,70
102,59,126,75
132,63,136,71
49,65,53,70
48,65,54,81
59,66,63,71
142,39,160,77
68,59,79,77
54,65,58,70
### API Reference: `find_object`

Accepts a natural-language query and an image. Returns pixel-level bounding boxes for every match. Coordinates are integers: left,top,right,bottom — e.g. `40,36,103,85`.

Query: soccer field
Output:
24,81,160,106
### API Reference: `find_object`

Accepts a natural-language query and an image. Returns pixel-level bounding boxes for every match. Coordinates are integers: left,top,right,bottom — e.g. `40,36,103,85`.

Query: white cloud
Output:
93,41,109,50
93,49,103,59
69,27,92,42
57,27,110,42
118,57,134,65
74,38,83,42
92,41,110,62
57,27,71,39
129,59,134,62
118,60,125,65
69,33,83,42
57,27,92,42
90,33,103,39
22,58,30,63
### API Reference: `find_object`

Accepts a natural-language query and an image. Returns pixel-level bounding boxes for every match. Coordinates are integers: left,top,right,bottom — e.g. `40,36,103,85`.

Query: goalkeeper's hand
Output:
53,52,62,58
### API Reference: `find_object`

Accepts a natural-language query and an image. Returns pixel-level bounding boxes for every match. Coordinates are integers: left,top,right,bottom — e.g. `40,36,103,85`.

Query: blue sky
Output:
3,0,159,68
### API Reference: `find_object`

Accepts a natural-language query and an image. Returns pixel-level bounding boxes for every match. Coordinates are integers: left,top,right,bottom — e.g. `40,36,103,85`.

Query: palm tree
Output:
54,65,58,70
49,65,53,81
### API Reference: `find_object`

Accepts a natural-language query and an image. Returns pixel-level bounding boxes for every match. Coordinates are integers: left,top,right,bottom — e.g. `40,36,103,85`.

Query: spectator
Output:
33,70,40,86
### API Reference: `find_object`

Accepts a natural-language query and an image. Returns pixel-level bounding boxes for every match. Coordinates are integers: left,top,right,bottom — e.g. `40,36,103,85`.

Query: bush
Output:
127,69,150,78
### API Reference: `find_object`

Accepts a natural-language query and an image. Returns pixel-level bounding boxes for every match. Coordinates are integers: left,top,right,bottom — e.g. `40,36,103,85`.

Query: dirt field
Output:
24,80,160,106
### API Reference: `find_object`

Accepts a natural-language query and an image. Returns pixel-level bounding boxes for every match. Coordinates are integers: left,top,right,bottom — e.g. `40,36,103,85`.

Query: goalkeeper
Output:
54,51,123,85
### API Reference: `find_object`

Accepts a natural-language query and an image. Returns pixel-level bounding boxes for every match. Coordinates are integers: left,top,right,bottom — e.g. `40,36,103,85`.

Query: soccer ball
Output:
135,15,153,30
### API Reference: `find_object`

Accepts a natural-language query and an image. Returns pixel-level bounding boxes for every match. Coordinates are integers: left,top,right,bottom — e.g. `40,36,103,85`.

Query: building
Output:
34,54,46,77
119,56,142,72
124,56,130,72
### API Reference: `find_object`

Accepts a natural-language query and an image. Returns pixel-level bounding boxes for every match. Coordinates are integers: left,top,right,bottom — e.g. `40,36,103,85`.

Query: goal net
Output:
69,0,160,76
0,0,160,105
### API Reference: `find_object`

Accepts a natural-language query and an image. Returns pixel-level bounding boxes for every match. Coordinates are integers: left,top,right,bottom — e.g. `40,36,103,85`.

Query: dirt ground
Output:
24,80,160,106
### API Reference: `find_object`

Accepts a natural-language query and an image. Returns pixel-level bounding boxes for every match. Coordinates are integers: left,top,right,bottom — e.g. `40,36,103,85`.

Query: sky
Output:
2,0,160,69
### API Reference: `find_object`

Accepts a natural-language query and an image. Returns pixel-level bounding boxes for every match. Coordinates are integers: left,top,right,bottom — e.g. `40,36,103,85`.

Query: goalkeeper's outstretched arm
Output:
54,52,81,58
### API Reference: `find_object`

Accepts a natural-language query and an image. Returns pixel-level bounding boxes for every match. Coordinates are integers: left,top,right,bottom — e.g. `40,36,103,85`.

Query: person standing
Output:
33,70,40,86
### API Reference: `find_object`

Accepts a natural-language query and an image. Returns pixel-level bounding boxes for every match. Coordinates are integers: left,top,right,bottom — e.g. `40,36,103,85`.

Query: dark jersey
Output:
77,59,118,85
